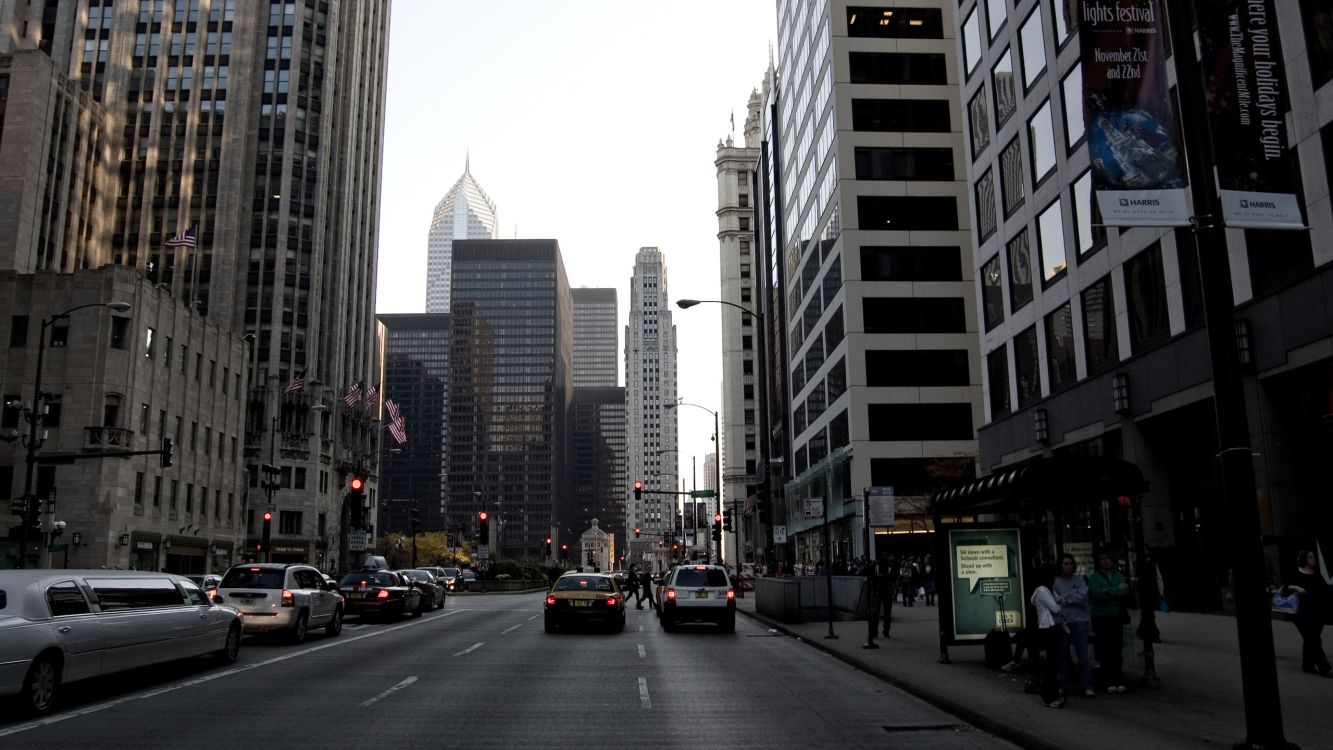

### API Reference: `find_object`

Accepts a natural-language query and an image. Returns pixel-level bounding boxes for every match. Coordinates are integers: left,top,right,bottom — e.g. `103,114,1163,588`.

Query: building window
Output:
1125,242,1170,352
186,484,194,514
855,147,955,180
140,403,150,433
295,467,306,490
1000,137,1025,216
869,404,974,441
1036,199,1068,283
170,480,179,514
1071,170,1106,258
849,52,948,85
856,196,958,231
1062,64,1086,150
975,169,997,243
982,254,1004,331
134,472,145,508
9,316,28,347
992,48,1018,128
1020,6,1046,90
969,88,991,160
1245,228,1313,297
1,395,17,429
1007,229,1034,313
1051,0,1075,47
861,246,961,281
852,99,951,132
962,6,982,76
987,0,1008,40
1029,100,1057,187
279,510,302,535
49,321,68,348
144,327,155,359
1014,326,1041,406
987,346,1011,418
1045,303,1076,390
110,317,130,349
1082,275,1119,372
866,350,970,386
826,358,847,400
1175,228,1205,329
863,298,967,334
153,476,162,509
847,6,944,39
103,395,121,428
1303,1,1333,87
44,395,61,426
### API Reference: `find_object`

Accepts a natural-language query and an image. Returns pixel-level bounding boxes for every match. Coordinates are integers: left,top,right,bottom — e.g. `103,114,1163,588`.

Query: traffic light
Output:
160,436,174,467
723,510,733,532
560,542,568,560
712,514,722,542
634,527,641,538
479,511,489,545
347,476,366,527
633,481,642,501
545,536,552,557
261,510,273,553
410,506,420,532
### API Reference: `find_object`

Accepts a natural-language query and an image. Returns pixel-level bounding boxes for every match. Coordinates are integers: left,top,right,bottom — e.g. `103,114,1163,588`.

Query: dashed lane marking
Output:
453,641,485,656
638,644,646,658
360,676,418,707
638,677,651,709
502,624,522,634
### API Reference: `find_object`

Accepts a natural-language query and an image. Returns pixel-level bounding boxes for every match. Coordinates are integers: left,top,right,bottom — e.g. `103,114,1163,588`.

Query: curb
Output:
738,607,1062,750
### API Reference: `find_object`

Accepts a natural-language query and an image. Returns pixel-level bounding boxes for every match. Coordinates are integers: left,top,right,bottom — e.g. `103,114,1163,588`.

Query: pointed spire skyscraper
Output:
426,157,499,313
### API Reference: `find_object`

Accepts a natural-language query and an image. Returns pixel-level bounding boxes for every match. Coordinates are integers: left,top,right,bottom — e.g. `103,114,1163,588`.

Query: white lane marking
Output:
527,614,539,621
502,624,522,634
638,625,644,632
637,644,646,658
360,676,418,707
0,609,468,738
453,641,485,656
638,676,651,708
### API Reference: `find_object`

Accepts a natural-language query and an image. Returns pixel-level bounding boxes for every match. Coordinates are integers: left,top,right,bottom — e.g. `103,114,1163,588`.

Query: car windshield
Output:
340,572,398,586
673,569,730,587
553,576,613,592
220,568,285,589
443,568,460,577
403,571,431,582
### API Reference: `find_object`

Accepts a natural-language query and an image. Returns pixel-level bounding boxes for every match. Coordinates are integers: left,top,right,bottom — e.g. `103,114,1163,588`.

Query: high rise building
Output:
755,0,982,563
715,87,765,568
377,314,450,537
446,239,573,558
425,157,498,314
624,247,678,567
572,288,619,387
0,0,392,572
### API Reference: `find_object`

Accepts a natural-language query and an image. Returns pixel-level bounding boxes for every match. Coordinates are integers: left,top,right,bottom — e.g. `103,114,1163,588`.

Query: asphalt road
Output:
1,592,1016,749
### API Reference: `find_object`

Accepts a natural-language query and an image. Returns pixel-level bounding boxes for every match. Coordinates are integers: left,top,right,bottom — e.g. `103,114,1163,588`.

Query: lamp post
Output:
17,301,131,568
665,400,722,566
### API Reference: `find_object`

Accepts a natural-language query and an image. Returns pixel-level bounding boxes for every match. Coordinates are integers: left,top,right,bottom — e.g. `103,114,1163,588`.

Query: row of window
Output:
132,470,237,525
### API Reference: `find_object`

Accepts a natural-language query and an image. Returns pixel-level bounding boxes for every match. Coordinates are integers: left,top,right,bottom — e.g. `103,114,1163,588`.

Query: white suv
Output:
659,564,735,633
215,563,344,643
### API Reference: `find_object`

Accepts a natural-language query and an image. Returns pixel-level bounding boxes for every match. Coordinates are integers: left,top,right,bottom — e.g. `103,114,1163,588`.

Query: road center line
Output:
453,641,485,656
360,676,418,707
637,644,646,658
502,624,521,634
0,609,468,739
638,677,651,708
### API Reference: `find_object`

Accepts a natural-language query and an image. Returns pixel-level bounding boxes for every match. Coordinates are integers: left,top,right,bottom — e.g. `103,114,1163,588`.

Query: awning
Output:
932,455,1148,515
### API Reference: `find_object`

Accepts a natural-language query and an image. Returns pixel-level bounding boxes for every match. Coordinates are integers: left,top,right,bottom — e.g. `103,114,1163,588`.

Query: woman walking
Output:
1286,549,1331,676
1031,564,1065,708
1088,550,1130,693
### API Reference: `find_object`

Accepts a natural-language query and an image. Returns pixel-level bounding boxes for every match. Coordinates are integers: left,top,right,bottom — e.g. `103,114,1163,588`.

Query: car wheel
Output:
290,611,310,644
324,606,344,637
413,598,425,618
21,652,61,715
214,623,242,663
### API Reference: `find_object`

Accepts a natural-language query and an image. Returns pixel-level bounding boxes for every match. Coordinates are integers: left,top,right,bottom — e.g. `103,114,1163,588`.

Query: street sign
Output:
802,497,824,519
690,490,716,498
348,531,368,552
773,525,787,544
478,547,489,560
473,560,490,572
868,486,895,528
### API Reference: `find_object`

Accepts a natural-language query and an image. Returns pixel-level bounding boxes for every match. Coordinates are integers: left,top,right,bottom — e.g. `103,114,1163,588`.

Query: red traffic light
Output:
263,511,273,521
714,513,722,523
479,511,489,521
545,536,552,544
349,476,364,491
633,480,642,490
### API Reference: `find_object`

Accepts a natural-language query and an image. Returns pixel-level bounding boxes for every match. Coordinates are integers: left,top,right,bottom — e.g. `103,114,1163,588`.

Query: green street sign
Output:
690,490,716,498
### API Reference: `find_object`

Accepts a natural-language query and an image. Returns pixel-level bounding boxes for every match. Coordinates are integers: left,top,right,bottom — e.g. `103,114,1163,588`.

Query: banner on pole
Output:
1198,0,1303,229
1080,0,1189,226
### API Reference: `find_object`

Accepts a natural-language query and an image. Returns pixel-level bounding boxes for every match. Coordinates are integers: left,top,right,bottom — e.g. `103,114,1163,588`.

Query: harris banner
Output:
1080,0,1190,226
1198,0,1303,229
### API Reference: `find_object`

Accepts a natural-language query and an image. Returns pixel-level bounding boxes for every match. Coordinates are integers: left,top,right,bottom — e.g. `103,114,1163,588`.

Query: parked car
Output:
659,563,735,632
0,570,243,715
214,563,344,643
337,570,422,620
543,572,625,633
400,569,446,612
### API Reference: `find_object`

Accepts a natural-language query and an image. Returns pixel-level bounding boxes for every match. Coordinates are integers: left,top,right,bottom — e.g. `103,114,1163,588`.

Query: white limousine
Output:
0,570,244,714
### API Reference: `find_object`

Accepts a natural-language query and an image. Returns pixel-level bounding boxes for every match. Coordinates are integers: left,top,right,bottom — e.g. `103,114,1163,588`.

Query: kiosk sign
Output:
948,528,1025,640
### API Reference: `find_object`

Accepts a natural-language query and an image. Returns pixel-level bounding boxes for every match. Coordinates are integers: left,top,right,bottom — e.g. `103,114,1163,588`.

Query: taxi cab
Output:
543,572,625,633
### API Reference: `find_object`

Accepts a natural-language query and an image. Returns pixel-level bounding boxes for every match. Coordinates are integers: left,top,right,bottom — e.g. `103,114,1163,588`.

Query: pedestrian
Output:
899,556,917,607
626,564,641,608
1088,549,1130,693
1284,549,1331,676
638,568,656,609
1031,563,1065,708
922,554,936,606
863,552,899,648
1054,553,1095,697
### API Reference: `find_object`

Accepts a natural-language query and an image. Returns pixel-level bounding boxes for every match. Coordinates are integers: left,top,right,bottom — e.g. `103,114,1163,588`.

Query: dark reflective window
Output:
1125,242,1170,352
992,49,1018,127
47,581,91,616
857,196,958,231
1014,326,1041,406
1000,137,1025,216
1045,303,1076,389
975,169,997,242
1081,275,1119,371
851,99,951,132
866,350,970,386
1007,230,1034,312
869,404,974,441
969,87,990,160
849,52,947,84
855,147,955,181
988,347,1011,418
847,7,944,38
88,577,185,611
860,246,961,281
981,254,1004,331
863,298,967,333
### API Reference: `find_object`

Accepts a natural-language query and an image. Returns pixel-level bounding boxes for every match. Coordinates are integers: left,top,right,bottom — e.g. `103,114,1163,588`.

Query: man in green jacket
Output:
1088,550,1131,693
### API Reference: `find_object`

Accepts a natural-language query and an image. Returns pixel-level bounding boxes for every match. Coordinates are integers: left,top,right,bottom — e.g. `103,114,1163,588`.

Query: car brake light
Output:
281,590,295,607
377,589,390,599
546,595,557,606
727,589,736,600
606,596,616,606
666,588,676,601
694,566,707,570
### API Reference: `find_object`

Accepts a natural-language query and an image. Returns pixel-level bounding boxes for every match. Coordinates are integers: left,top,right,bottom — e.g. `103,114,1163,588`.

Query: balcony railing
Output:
84,426,135,452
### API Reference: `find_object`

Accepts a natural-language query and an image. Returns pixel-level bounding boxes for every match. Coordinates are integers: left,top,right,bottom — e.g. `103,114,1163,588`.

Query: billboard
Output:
1198,0,1303,229
948,528,1025,640
1080,0,1189,226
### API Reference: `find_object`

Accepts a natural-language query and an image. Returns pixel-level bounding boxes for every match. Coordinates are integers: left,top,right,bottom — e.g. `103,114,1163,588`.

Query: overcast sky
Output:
376,1,777,484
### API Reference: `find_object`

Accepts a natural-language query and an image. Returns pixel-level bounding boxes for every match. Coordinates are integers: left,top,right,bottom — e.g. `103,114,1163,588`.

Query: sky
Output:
376,1,778,484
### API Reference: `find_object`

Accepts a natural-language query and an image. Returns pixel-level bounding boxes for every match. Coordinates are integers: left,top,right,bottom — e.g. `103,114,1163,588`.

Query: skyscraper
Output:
377,313,450,536
570,287,626,545
425,157,499,314
0,0,392,572
624,247,678,567
572,288,619,387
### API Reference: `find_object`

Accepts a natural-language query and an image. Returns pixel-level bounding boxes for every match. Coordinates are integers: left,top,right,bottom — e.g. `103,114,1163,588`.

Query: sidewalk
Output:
736,595,1331,749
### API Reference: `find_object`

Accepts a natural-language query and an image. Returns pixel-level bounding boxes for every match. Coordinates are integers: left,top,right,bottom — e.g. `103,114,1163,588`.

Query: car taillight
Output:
666,588,676,601
281,590,295,607
546,595,557,606
377,589,390,599
726,589,736,600
606,597,617,606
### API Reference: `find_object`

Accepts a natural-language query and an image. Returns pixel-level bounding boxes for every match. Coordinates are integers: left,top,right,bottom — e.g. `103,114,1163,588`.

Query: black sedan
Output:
400,569,447,612
337,570,423,620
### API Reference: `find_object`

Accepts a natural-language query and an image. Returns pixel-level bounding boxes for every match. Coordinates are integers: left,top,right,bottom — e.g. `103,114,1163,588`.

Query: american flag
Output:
164,225,198,248
286,370,305,394
363,383,378,408
343,382,361,407
386,399,406,444
388,420,407,445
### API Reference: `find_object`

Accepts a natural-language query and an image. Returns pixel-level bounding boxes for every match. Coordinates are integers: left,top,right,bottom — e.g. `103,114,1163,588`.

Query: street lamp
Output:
17,301,131,568
665,400,722,566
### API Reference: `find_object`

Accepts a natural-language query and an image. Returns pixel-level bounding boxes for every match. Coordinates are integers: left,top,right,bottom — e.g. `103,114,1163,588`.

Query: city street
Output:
0,592,1013,749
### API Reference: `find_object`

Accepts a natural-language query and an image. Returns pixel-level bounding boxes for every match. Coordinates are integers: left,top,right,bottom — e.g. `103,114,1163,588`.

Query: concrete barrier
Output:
755,576,868,623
